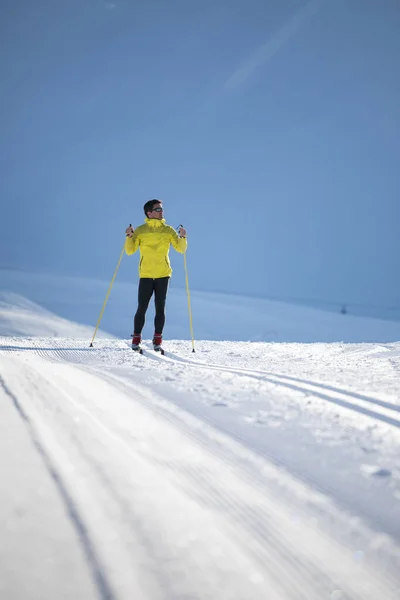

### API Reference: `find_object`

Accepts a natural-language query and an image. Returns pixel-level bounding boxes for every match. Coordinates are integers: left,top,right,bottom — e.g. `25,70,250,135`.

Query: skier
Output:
125,199,187,352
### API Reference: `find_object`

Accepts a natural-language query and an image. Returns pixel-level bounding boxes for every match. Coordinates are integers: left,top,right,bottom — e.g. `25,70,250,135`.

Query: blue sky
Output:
1,0,399,316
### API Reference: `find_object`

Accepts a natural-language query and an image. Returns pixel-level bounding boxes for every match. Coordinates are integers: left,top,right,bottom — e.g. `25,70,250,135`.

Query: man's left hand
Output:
179,227,187,238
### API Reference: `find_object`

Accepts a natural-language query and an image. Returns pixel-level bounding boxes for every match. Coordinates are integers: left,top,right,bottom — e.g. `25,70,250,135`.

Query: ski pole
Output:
178,224,195,353
89,230,128,347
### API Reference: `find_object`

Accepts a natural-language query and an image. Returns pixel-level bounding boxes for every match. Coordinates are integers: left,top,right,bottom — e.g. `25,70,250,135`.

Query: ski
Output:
130,345,165,356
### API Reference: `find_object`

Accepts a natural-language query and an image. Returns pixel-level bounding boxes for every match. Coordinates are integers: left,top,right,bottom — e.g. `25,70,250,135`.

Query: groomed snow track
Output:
1,337,399,600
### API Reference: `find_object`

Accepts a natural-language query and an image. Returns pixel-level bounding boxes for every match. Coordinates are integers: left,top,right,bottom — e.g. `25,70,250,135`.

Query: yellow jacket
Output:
125,218,187,278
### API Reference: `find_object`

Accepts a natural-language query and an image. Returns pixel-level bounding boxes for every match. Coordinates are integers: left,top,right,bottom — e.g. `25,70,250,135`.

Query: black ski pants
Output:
133,277,169,335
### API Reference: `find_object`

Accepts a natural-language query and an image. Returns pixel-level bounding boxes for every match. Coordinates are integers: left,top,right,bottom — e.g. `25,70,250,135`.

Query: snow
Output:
0,269,400,599
1,268,400,342
0,380,98,600
0,291,113,339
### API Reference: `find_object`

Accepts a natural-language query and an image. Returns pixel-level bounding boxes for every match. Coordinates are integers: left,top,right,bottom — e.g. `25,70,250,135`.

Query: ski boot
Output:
131,333,143,354
152,333,164,355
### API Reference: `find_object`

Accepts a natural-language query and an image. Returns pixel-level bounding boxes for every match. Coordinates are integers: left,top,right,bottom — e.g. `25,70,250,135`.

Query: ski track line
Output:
2,340,399,428
41,360,400,600
0,371,117,600
161,350,400,413
153,350,400,429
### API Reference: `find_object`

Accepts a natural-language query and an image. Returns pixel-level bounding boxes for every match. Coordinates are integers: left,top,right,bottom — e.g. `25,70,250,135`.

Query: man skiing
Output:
125,199,187,352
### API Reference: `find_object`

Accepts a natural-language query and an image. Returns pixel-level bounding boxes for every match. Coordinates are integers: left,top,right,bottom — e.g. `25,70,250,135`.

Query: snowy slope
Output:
0,291,113,339
1,268,400,342
1,291,400,599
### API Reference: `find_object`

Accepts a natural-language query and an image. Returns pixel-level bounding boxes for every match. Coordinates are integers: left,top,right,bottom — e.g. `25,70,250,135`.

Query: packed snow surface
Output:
0,279,400,599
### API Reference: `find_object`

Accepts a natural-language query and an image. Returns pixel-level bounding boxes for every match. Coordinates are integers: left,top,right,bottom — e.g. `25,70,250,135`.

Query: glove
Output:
125,224,134,237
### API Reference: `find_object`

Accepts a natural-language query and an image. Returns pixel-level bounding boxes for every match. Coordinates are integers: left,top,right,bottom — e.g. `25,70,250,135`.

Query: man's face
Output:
148,203,164,220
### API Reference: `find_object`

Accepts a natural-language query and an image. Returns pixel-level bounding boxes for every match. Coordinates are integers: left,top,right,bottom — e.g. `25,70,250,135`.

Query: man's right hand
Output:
125,224,134,237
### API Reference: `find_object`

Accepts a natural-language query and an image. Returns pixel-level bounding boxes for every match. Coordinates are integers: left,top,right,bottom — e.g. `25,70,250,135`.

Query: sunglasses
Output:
153,207,163,212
